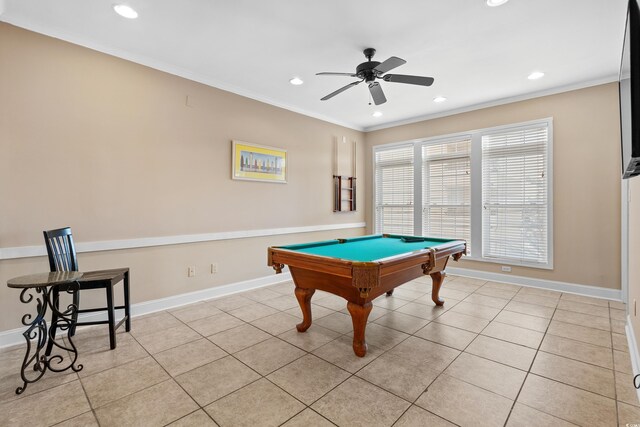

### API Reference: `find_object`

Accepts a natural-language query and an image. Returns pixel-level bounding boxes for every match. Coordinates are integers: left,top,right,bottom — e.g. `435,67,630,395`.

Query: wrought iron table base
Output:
16,282,83,395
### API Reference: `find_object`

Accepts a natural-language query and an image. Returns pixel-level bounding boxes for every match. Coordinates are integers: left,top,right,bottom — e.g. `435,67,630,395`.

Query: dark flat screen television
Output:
621,0,640,178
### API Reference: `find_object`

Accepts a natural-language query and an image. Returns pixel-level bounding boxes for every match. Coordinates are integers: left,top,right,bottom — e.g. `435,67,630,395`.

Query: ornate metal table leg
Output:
45,282,83,375
14,282,83,395
15,287,49,395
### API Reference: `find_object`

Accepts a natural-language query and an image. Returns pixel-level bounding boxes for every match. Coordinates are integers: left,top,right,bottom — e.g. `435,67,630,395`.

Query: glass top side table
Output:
7,271,84,394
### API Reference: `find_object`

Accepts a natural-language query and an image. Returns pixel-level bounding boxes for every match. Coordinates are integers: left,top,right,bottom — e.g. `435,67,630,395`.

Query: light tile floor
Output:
0,275,638,426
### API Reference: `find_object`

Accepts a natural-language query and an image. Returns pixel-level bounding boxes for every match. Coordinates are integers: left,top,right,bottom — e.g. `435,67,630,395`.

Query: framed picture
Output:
232,140,287,183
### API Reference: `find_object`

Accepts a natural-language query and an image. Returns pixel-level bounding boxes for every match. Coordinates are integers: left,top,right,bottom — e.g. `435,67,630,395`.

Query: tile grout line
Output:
121,329,214,425
150,308,291,425
353,279,537,424
502,292,563,426
411,279,525,425
502,292,625,426
134,309,282,423
404,280,616,425
417,278,539,417
164,307,296,424
381,278,507,421
70,330,172,425
250,286,439,424
444,286,632,420
169,297,351,425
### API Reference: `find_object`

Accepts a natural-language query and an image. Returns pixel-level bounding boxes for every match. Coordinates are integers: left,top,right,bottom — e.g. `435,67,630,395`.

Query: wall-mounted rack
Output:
333,175,356,212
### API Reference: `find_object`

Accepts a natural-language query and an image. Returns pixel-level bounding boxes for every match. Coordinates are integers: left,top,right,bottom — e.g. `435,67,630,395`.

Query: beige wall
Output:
365,84,622,289
0,23,365,332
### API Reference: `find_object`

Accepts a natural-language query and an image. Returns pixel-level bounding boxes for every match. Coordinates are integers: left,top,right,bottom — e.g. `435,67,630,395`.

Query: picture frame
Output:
232,140,287,183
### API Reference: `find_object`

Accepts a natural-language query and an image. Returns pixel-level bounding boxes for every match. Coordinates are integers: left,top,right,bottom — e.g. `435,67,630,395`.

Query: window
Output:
374,145,414,235
373,119,552,268
481,126,549,265
422,138,471,250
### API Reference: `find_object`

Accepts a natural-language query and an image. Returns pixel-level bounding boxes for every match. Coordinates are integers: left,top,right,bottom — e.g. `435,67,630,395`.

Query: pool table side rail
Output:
374,239,467,264
268,248,353,277
381,234,463,244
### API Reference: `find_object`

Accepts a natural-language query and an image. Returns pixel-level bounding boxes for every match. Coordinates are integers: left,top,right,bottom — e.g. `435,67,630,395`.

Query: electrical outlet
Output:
211,263,218,274
187,266,196,277
501,266,511,272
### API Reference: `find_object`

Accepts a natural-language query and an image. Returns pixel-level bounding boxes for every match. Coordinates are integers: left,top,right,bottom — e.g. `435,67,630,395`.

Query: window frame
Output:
372,118,554,269
419,135,472,251
373,142,416,235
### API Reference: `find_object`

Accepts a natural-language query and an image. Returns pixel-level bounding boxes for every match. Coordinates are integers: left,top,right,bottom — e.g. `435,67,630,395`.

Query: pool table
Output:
268,234,466,357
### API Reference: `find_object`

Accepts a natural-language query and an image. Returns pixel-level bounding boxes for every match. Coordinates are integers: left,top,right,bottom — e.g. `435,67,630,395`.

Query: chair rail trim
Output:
0,222,367,260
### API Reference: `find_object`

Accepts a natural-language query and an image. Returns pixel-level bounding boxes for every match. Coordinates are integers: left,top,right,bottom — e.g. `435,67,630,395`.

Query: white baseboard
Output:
0,272,292,349
447,266,623,301
626,316,640,405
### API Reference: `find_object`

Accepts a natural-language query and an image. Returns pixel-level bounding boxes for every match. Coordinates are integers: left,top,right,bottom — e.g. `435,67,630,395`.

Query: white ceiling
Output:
0,0,629,131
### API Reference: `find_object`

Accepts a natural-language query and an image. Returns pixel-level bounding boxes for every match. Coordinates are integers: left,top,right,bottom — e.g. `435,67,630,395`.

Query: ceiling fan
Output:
317,48,434,105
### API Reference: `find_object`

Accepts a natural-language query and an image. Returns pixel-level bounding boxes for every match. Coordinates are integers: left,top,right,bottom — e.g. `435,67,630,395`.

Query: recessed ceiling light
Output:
433,96,447,103
486,0,509,6
372,111,383,117
289,77,304,86
113,4,138,19
528,71,545,80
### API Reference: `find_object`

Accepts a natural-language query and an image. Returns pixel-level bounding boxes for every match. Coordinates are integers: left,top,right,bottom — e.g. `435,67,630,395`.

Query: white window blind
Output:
374,145,414,234
422,139,471,250
481,125,549,265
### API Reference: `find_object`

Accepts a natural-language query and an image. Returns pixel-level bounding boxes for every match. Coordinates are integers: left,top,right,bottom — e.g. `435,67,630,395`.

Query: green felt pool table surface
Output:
278,234,459,262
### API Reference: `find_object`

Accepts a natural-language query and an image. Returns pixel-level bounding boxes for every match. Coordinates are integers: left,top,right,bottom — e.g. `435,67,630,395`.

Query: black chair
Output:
44,227,130,351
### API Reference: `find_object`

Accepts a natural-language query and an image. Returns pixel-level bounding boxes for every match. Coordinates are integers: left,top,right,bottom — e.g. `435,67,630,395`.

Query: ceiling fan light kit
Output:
113,4,138,19
317,48,434,105
528,71,545,80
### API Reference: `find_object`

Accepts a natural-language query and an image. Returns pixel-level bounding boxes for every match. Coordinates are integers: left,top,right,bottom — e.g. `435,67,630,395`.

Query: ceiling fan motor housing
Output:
356,61,382,82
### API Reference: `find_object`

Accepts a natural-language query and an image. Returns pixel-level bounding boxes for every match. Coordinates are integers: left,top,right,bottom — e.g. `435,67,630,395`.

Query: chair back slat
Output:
43,227,79,272
60,236,72,271
52,236,66,271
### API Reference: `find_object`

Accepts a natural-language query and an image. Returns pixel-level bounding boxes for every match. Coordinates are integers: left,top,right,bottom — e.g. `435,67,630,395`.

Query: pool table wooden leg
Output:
430,271,446,306
347,301,373,357
294,287,315,332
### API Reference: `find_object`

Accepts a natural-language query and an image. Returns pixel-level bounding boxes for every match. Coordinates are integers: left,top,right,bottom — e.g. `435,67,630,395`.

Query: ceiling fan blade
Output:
316,72,358,77
320,80,362,101
368,82,387,105
383,74,435,86
373,56,406,74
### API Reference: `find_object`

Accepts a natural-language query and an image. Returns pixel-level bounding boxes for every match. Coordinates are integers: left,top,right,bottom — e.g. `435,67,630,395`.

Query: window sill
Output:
461,254,553,270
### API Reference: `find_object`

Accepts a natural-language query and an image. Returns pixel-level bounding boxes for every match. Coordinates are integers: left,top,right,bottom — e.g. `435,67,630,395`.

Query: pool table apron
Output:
269,242,465,357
